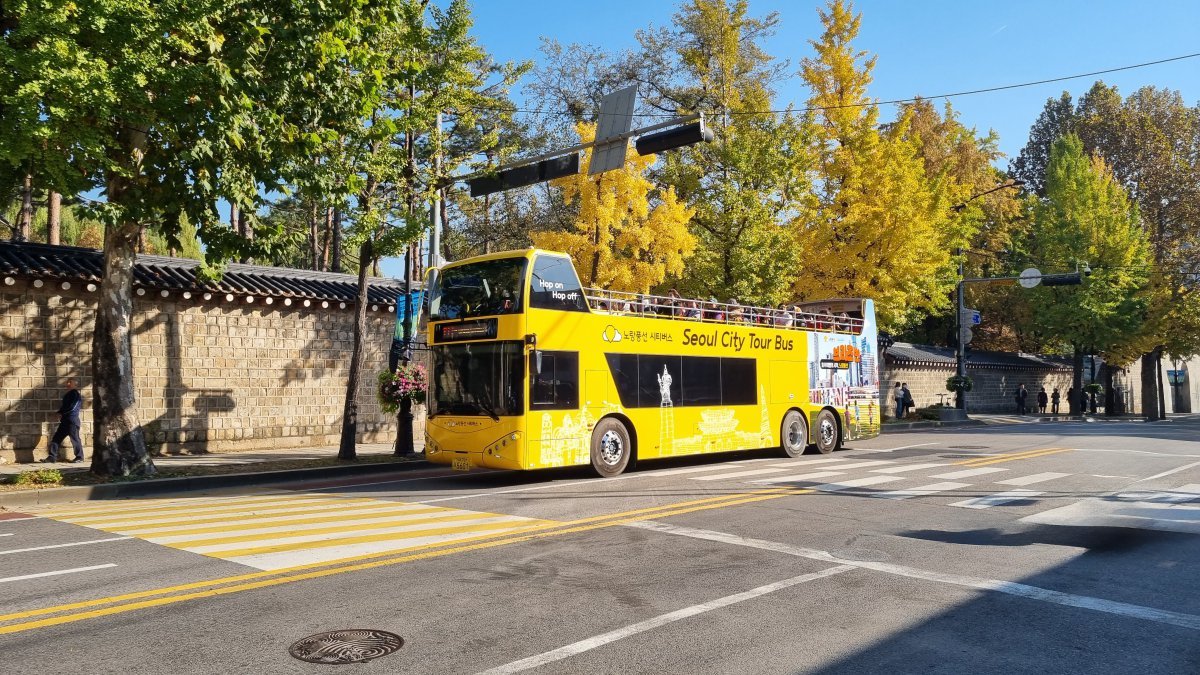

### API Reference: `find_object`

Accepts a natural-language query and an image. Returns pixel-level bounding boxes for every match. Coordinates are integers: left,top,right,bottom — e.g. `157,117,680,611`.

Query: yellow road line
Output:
190,517,545,557
0,489,808,635
118,505,453,538
955,447,1070,467
0,489,788,627
41,492,330,518
56,496,383,526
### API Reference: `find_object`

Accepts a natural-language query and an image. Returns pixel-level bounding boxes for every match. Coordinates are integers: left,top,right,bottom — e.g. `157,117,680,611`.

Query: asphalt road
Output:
2,416,1198,674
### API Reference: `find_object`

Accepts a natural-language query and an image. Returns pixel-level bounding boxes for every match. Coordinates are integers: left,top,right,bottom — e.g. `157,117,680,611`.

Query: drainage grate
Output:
289,630,404,664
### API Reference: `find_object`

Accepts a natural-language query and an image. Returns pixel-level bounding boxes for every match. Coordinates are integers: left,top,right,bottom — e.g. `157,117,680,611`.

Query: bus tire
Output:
779,409,808,458
590,418,631,478
814,409,841,455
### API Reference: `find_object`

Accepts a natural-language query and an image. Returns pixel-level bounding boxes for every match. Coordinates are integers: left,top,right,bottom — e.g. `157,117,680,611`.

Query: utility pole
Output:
955,252,967,409
428,110,443,270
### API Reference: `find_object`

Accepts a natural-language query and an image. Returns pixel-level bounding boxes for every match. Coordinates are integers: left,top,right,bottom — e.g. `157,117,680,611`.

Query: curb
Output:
882,419,988,432
0,458,435,509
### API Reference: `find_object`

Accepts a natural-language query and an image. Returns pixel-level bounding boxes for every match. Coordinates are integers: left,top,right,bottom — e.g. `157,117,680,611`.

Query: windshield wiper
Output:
472,398,501,422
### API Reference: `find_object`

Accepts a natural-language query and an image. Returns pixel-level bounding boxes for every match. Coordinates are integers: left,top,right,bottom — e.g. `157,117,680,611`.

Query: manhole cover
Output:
289,630,404,664
947,445,989,450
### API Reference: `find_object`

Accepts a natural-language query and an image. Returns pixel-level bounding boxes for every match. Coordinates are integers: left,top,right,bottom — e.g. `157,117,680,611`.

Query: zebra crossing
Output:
670,449,1082,511
669,451,1200,522
36,492,557,571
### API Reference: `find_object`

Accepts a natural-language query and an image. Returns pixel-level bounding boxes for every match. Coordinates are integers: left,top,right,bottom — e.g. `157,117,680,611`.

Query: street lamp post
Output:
950,180,1023,411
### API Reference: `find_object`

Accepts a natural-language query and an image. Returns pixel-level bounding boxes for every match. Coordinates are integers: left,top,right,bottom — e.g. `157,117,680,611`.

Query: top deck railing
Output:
581,287,865,335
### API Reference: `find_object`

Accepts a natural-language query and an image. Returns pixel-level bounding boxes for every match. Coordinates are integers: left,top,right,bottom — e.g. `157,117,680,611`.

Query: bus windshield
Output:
429,258,527,320
432,342,524,418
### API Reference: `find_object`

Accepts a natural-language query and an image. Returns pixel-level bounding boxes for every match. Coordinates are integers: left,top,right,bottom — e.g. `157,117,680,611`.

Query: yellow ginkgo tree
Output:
532,122,696,293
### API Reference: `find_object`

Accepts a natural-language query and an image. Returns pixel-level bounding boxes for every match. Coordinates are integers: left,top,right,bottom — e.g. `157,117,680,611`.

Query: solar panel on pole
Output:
589,85,637,175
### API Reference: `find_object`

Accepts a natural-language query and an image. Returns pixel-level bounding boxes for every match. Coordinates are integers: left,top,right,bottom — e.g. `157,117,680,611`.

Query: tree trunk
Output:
47,191,62,245
331,209,343,273
1101,363,1116,416
1070,345,1084,416
91,222,156,477
321,206,334,271
339,239,373,460
1156,351,1167,418
137,226,148,253
1140,350,1161,420
17,173,33,241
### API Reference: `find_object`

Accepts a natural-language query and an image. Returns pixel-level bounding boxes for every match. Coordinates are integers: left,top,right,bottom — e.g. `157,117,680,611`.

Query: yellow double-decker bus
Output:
423,249,880,477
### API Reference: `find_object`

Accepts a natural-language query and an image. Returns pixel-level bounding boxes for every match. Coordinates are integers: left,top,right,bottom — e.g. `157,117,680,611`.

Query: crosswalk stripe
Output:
765,457,859,468
950,490,1044,509
931,467,1008,480
812,476,904,492
869,463,949,474
996,472,1071,486
111,502,441,533
117,505,448,538
795,460,893,470
648,464,753,477
690,468,791,481
152,511,514,547
875,482,971,500
59,497,382,528
43,492,323,518
750,471,844,484
198,517,543,558
1115,485,1200,504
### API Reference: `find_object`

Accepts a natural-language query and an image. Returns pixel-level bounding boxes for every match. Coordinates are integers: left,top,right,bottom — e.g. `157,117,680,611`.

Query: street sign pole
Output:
955,257,967,411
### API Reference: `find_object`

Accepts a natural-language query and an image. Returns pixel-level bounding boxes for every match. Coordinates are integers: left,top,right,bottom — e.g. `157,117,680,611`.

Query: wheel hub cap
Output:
600,430,623,465
821,420,835,445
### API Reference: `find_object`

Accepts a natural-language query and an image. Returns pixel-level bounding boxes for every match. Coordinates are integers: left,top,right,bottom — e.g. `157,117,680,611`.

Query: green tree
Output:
0,1,386,476
794,0,952,330
636,0,814,305
1030,135,1151,411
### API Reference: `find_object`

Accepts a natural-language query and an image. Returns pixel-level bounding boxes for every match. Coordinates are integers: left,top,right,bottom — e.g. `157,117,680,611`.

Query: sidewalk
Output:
0,443,402,476
0,443,432,509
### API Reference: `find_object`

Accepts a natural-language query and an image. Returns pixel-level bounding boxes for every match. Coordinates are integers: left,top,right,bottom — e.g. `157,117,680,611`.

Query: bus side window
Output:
531,351,579,410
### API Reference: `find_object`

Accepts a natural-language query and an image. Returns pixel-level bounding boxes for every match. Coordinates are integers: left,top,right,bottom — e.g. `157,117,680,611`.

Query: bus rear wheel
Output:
780,410,808,458
814,409,841,455
590,418,631,478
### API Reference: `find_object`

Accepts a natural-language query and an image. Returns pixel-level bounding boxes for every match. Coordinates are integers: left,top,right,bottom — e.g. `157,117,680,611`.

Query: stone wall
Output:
1,283,408,463
881,364,1074,415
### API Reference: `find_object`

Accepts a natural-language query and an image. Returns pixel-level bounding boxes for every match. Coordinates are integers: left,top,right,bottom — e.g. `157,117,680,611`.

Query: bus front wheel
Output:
779,410,808,458
814,409,841,455
590,418,631,478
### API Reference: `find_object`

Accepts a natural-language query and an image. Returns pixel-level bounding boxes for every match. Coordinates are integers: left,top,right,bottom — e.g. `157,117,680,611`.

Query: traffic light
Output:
635,121,714,156
1041,272,1083,286
468,153,580,197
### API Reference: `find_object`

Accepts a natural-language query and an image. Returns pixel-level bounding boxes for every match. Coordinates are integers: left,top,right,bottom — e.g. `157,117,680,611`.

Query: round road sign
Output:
1019,267,1042,289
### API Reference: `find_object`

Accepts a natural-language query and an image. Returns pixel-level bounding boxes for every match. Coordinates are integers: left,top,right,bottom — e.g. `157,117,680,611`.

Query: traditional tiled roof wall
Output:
0,241,409,311
884,341,1071,371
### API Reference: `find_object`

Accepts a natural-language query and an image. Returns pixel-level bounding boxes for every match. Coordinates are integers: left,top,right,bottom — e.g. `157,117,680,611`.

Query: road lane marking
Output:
766,457,857,467
855,442,938,453
1133,461,1200,483
689,468,790,481
812,476,904,492
996,472,1071,486
40,492,328,518
51,496,381,525
115,503,443,536
0,537,132,556
0,564,118,584
950,490,1044,509
0,533,12,537
474,565,855,674
957,447,1071,467
0,488,803,632
875,482,971,500
1115,485,1200,504
626,521,1200,631
931,467,1008,480
869,462,949,473
751,471,845,484
1023,485,1200,535
796,460,893,470
644,464,757,476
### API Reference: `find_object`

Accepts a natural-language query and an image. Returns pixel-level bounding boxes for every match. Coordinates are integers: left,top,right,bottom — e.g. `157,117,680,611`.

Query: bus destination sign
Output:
435,319,498,343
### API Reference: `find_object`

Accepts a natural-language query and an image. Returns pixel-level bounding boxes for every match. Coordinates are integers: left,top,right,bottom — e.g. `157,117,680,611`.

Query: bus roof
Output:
433,248,573,272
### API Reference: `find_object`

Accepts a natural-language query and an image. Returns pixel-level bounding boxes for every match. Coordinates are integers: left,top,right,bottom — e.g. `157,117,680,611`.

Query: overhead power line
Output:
473,51,1200,119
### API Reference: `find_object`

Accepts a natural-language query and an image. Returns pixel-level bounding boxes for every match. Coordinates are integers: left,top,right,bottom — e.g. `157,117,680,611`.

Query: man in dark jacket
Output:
1015,384,1029,415
43,378,84,463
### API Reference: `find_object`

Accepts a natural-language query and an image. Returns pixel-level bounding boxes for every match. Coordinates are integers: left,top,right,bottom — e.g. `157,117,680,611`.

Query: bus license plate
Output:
452,457,471,471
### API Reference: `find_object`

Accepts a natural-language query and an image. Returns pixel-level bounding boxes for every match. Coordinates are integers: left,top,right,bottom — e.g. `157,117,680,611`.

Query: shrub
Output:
946,375,973,393
12,468,64,486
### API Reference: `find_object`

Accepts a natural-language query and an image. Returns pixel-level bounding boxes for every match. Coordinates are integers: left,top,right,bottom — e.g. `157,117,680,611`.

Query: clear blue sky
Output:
381,0,1200,278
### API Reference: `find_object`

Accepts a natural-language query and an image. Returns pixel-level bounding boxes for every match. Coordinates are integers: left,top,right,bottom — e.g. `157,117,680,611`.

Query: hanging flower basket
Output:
946,375,974,393
378,364,428,413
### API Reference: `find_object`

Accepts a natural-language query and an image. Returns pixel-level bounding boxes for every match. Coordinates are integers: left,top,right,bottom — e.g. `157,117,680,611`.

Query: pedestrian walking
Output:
892,383,904,419
901,382,914,417
1051,388,1061,415
1067,386,1076,415
1037,387,1049,414
1015,383,1028,415
43,378,84,463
